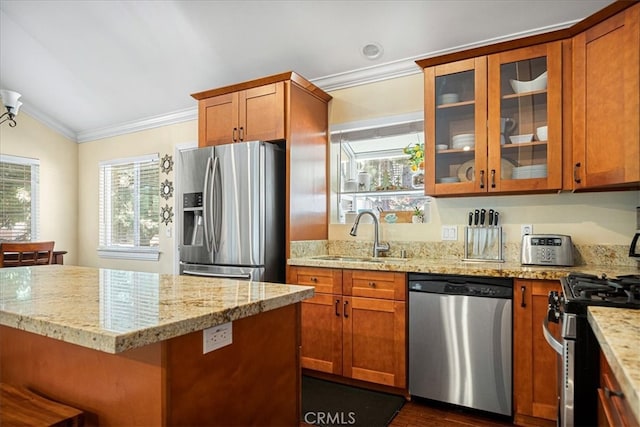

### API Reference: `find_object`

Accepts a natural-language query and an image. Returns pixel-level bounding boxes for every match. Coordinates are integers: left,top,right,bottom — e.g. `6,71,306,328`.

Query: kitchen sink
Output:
310,255,408,263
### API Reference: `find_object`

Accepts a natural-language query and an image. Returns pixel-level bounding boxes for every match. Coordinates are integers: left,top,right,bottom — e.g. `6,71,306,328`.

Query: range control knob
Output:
547,307,561,323
548,291,559,306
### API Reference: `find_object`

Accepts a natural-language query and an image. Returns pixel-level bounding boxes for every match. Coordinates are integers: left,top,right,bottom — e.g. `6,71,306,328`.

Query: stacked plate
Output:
451,133,475,150
512,164,547,179
437,176,460,183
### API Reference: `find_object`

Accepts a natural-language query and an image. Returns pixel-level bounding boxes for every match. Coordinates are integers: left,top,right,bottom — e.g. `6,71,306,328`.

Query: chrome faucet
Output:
349,211,390,258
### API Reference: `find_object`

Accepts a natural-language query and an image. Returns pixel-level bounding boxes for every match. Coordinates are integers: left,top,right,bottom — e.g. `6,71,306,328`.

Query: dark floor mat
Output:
301,376,405,427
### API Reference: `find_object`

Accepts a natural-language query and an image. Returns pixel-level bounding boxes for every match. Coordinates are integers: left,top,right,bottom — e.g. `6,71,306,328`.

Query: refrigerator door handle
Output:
182,270,252,280
202,156,213,253
210,155,220,253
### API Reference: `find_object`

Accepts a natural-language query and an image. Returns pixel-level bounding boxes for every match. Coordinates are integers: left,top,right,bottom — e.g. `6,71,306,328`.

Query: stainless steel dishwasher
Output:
408,273,513,416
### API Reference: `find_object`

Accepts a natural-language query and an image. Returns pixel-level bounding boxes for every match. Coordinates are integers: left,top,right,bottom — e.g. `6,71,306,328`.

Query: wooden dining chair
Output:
0,241,55,268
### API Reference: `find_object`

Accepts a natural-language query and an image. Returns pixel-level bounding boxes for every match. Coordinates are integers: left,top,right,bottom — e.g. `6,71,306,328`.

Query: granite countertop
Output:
588,307,640,424
288,256,640,279
0,265,314,354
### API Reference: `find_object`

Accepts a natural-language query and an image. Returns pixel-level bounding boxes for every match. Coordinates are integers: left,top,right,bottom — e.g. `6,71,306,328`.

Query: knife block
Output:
463,226,504,262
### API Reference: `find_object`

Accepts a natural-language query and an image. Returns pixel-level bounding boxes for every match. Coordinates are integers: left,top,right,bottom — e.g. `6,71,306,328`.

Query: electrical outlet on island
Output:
203,322,233,354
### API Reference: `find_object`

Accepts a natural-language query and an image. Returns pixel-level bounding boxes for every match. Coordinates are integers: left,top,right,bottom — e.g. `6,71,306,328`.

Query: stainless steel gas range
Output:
543,273,640,427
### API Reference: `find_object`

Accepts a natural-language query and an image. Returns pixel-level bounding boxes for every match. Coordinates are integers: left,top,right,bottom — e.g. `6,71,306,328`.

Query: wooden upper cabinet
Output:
571,3,640,190
197,82,285,146
193,72,331,257
488,42,563,193
423,41,563,196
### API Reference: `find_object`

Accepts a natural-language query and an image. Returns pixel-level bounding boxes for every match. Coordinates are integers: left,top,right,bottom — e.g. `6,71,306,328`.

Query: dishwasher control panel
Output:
408,274,513,299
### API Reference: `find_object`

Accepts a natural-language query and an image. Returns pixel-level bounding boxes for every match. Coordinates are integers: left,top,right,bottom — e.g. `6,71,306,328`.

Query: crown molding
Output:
311,19,579,91
27,19,579,143
20,104,77,142
76,107,197,143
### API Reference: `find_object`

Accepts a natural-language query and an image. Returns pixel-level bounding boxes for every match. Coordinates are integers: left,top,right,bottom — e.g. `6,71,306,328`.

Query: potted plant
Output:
412,206,423,223
404,143,424,172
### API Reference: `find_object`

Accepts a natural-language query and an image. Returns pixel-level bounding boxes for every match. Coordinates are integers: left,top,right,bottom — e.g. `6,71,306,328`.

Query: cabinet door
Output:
199,92,239,146
572,4,640,189
301,294,343,374
425,57,488,195
513,279,561,425
342,297,406,388
239,82,285,142
343,270,406,301
488,42,563,193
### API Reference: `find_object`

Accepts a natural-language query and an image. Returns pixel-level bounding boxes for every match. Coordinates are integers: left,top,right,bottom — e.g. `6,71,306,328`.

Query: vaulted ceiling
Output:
0,0,614,142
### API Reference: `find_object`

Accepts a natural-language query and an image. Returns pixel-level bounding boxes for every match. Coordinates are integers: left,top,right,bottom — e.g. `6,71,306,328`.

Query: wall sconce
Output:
0,90,22,127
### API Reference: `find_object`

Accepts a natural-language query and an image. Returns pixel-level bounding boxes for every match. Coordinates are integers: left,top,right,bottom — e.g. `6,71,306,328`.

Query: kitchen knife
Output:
491,211,500,258
468,211,473,227
479,209,487,256
487,209,495,250
473,209,480,256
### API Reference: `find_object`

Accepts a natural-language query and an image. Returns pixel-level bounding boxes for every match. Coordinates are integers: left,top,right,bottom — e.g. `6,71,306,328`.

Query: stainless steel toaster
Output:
521,234,574,266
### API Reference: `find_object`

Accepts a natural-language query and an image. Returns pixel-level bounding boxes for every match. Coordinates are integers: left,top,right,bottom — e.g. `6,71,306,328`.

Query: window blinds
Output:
99,154,159,250
0,155,40,241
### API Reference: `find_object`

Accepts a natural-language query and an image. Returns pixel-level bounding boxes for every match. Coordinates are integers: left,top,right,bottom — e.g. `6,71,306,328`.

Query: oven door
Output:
543,307,576,427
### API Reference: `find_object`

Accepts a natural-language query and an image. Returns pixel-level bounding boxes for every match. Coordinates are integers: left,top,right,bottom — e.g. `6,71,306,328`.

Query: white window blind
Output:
99,154,160,260
0,155,40,241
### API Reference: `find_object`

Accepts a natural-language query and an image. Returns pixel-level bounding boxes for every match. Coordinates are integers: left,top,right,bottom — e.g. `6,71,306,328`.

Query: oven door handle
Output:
542,315,563,355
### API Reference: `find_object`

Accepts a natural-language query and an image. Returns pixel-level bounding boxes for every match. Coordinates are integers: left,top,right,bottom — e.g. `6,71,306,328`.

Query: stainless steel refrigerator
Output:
178,141,285,282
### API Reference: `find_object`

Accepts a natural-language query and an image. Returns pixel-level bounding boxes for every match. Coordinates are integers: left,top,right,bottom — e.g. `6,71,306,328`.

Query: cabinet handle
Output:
491,169,496,188
604,387,624,398
310,276,317,283
479,170,485,189
368,281,376,288
335,299,340,317
239,126,244,141
232,127,238,142
574,162,582,184
521,286,526,307
343,300,349,318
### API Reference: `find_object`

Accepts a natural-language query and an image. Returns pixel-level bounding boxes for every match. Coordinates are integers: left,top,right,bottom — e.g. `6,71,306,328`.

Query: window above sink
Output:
330,114,431,224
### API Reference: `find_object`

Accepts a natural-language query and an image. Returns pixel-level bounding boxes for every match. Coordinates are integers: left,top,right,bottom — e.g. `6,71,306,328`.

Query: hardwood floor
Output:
389,398,515,427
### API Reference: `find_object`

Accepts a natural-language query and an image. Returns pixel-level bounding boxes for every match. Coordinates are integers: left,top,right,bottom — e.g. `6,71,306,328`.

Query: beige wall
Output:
3,73,638,273
0,113,79,264
326,74,640,247
329,73,424,125
77,121,197,273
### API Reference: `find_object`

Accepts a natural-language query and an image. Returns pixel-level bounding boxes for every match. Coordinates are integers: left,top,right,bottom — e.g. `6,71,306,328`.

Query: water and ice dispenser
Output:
182,192,204,247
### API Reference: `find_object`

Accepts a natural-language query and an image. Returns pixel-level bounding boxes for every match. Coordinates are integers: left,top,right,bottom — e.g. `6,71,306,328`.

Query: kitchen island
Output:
0,265,314,426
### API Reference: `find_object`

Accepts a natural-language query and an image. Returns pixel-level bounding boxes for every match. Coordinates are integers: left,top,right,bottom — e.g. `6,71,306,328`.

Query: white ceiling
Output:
0,0,614,143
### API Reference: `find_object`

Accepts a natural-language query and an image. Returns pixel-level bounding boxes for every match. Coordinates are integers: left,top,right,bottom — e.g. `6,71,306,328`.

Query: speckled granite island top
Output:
288,256,640,279
588,307,640,424
0,265,314,354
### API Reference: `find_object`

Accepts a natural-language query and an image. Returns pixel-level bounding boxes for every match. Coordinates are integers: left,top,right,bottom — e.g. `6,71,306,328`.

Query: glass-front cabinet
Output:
424,41,562,196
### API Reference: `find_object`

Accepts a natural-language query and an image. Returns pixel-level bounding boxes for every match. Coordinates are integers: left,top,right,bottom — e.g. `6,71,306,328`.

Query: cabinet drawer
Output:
290,266,342,294
343,270,406,301
598,351,639,427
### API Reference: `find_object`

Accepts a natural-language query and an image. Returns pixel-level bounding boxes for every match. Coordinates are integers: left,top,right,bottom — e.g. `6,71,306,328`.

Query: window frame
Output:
98,153,160,261
0,154,40,242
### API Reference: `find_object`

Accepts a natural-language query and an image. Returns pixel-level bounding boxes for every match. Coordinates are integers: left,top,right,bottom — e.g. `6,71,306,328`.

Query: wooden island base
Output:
0,304,301,426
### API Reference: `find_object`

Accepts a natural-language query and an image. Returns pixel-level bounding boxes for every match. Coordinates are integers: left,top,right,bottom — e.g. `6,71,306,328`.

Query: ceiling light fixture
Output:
0,90,22,127
362,42,383,60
